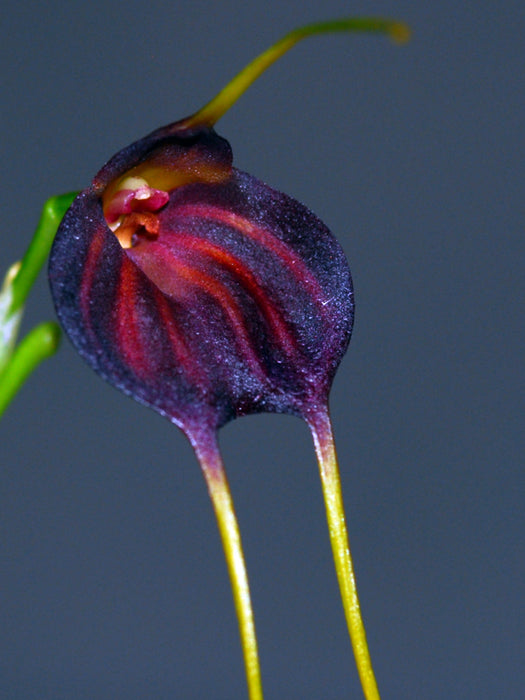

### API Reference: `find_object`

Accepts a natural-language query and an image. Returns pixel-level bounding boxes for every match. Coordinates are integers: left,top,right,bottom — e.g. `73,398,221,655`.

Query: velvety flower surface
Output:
47,20,408,700
49,120,354,434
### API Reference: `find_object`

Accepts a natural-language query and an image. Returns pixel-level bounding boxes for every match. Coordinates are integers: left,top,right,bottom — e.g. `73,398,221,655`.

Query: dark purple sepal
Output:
49,127,354,435
92,122,233,194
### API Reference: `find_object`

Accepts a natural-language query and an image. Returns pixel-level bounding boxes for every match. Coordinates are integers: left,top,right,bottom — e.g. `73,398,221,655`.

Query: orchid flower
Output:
3,17,410,700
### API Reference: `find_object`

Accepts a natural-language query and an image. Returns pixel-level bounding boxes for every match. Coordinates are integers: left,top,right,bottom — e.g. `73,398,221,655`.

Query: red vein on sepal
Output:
177,260,269,381
151,287,211,389
130,241,269,381
166,234,301,359
115,259,153,378
79,231,106,341
174,203,329,312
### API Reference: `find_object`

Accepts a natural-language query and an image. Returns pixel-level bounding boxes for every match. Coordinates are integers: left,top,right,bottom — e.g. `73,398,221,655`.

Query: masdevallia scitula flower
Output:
48,17,409,700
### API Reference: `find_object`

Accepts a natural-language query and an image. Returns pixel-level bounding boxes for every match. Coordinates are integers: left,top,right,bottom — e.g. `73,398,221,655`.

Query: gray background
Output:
1,1,523,698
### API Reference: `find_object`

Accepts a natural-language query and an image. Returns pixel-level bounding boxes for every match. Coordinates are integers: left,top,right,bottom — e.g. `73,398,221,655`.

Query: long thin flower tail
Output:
191,429,263,700
308,407,380,700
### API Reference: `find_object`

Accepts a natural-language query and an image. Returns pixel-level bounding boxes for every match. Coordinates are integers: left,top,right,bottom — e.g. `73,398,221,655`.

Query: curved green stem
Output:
307,408,379,700
0,321,61,418
182,17,410,129
10,192,78,315
191,433,263,700
0,192,78,416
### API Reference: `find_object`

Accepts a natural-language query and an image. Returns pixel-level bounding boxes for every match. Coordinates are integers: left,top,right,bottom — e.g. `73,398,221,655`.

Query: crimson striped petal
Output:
49,124,354,434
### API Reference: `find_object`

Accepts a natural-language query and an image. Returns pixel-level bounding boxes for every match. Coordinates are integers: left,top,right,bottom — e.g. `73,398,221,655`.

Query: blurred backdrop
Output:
1,1,523,698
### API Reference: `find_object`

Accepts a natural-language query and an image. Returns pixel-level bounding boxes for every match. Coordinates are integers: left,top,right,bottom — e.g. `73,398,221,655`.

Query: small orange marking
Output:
115,212,160,249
